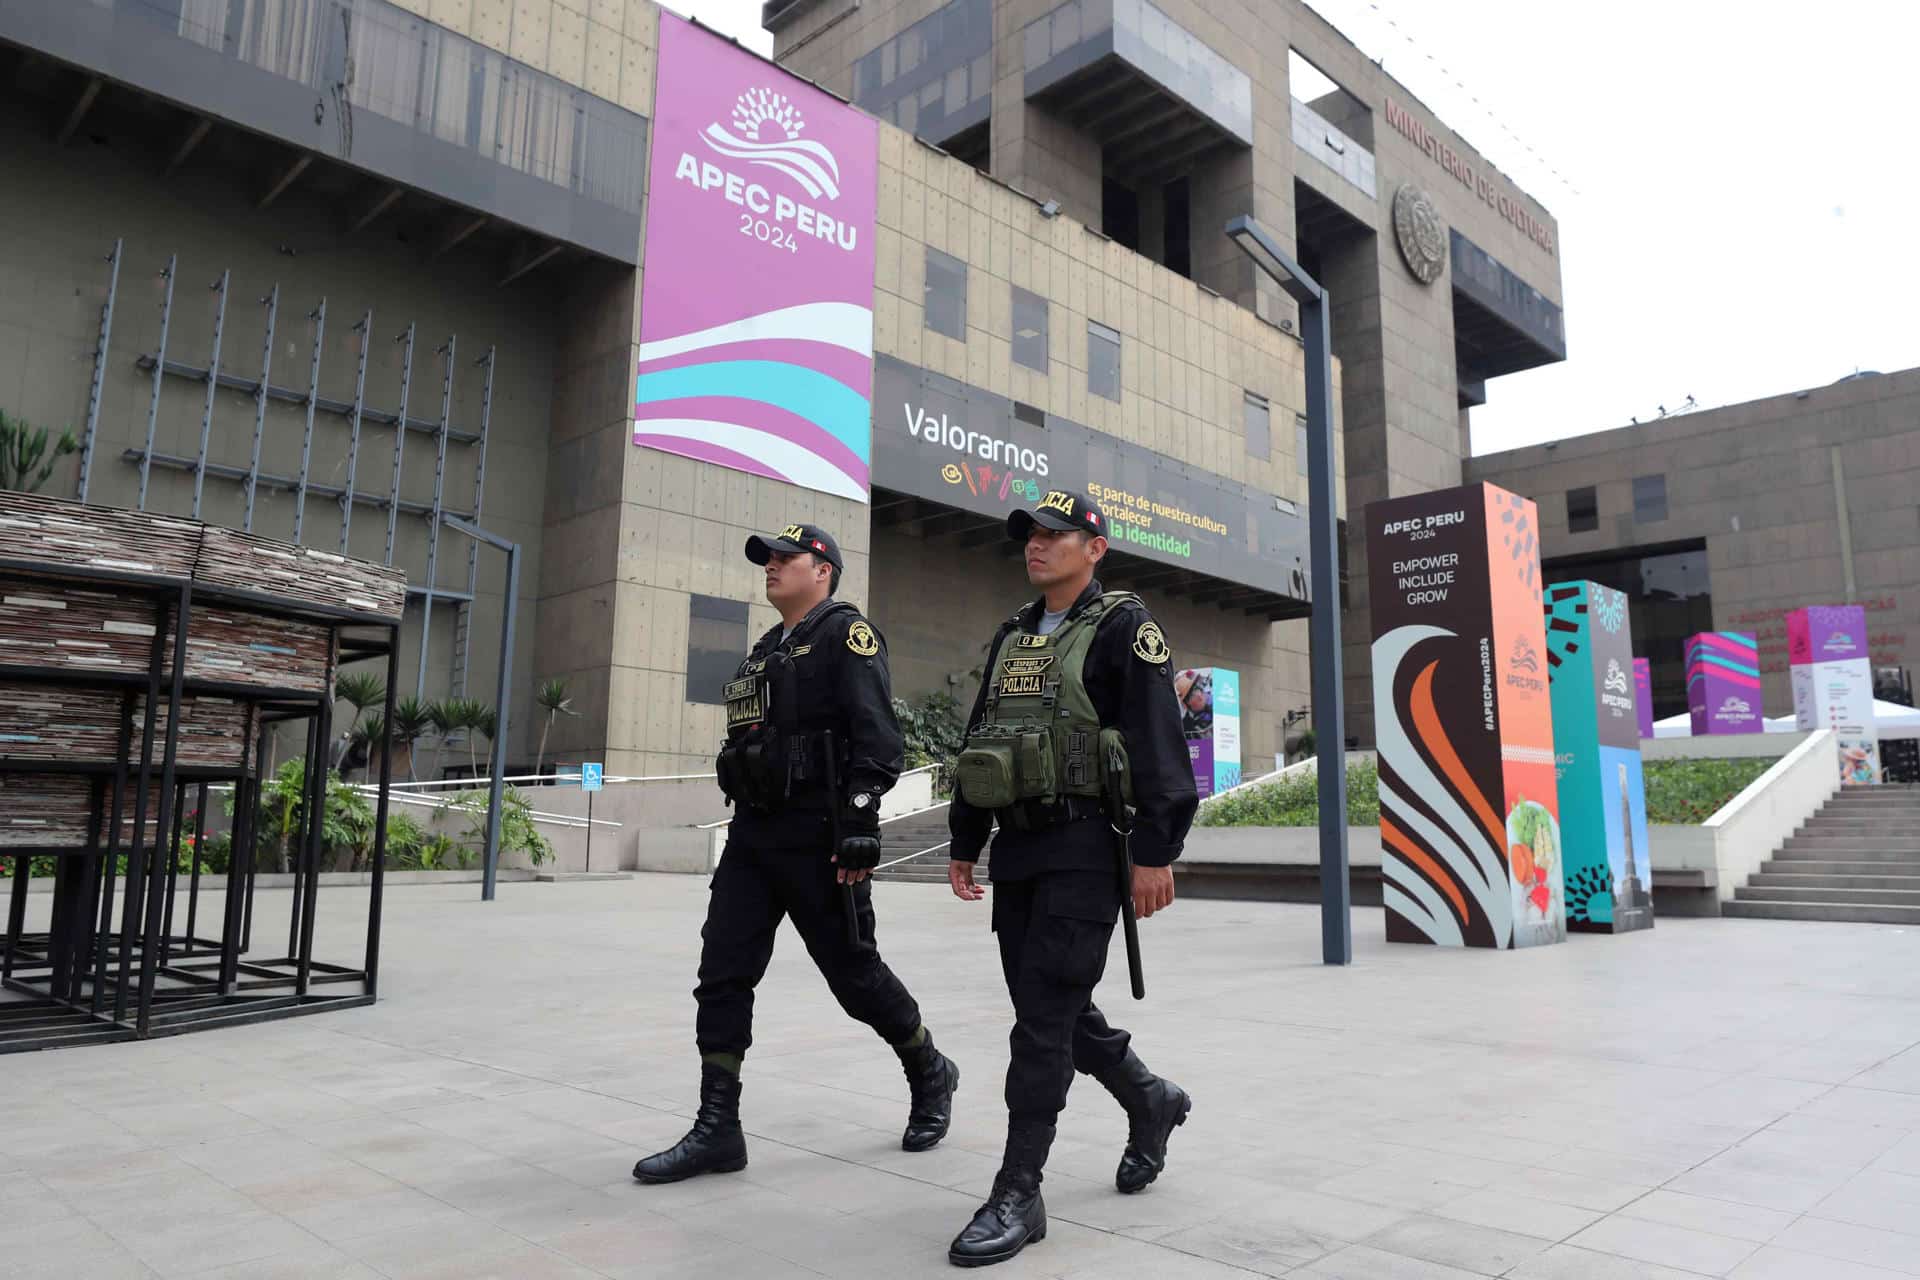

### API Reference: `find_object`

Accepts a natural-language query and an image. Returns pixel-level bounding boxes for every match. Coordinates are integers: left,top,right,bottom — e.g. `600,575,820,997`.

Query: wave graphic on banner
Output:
1375,623,1513,948
700,125,842,200
635,304,872,504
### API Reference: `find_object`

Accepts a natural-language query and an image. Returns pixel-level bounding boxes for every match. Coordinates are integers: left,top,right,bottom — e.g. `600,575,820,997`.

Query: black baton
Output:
1103,743,1146,1000
820,731,861,949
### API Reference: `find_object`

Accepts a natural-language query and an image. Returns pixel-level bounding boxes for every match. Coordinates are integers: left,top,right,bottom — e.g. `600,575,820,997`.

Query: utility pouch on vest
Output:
956,729,1019,810
1014,727,1056,800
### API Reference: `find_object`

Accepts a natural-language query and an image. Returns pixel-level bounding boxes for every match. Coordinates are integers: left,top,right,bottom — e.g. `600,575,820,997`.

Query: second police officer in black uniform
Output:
944,488,1200,1267
632,523,960,1184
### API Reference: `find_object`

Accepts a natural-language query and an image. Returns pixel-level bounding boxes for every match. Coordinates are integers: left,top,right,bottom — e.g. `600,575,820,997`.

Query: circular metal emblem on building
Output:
1392,183,1447,285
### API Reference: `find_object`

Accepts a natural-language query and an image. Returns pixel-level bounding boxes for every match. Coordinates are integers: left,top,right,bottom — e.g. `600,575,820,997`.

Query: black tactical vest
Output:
716,599,856,811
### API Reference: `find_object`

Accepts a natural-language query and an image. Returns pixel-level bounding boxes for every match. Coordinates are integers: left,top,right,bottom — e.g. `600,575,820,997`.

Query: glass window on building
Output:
1544,543,1711,719
1088,321,1122,401
1296,414,1310,477
1567,485,1598,533
925,248,967,340
1244,393,1270,459
686,594,749,705
1633,474,1668,523
1012,287,1048,371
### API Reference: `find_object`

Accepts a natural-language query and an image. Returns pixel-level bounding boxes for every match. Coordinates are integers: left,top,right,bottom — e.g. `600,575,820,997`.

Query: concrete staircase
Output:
1725,785,1920,924
873,803,969,884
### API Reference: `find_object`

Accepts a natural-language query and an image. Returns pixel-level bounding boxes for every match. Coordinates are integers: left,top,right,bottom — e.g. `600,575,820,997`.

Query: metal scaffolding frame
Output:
291,299,326,543
75,239,121,505
136,255,177,511
415,337,455,698
454,346,497,698
190,270,230,519
384,324,416,567
242,285,279,532
339,310,373,552
110,245,499,699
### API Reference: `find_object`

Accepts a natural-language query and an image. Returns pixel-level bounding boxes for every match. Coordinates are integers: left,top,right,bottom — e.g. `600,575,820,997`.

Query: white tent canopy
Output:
1651,700,1920,740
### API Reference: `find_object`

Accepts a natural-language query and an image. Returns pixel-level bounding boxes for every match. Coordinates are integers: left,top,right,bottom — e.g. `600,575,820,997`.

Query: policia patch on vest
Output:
997,673,1046,696
723,676,764,728
1133,621,1171,664
846,620,879,656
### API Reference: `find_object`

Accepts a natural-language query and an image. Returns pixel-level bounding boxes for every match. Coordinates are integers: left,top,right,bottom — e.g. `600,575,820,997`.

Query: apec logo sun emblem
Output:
1592,589,1627,634
1718,695,1754,717
1604,658,1629,694
702,88,843,201
1823,630,1854,653
1505,636,1544,692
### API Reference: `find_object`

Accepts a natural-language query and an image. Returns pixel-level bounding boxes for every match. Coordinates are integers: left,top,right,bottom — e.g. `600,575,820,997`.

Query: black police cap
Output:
745,522,844,570
1006,487,1108,542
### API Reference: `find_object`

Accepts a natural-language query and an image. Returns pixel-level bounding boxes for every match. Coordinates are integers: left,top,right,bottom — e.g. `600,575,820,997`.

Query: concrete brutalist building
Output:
1469,367,1920,720
0,0,1563,777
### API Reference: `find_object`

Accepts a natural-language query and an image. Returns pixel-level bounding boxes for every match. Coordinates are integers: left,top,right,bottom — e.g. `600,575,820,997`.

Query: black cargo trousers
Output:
693,831,922,1059
992,863,1133,1125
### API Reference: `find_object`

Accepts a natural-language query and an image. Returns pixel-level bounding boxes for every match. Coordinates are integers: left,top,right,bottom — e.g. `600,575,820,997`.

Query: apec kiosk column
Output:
1633,659,1655,740
1545,582,1653,933
1367,482,1566,949
1788,604,1883,785
1686,632,1762,734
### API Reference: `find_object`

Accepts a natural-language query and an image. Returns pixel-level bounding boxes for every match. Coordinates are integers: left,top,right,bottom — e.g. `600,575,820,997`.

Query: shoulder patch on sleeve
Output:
846,619,880,656
1132,620,1171,664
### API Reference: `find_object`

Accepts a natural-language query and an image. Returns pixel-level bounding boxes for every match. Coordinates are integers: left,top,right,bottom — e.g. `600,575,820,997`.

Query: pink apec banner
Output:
1787,604,1869,665
1633,658,1653,739
1686,632,1761,734
1788,605,1881,784
634,17,878,503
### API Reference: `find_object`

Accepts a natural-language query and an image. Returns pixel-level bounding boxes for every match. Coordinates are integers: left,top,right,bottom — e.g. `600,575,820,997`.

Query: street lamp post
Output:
1225,215,1351,966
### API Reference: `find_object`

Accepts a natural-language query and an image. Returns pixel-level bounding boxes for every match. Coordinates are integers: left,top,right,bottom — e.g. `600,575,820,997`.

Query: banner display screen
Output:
871,357,1313,599
1685,632,1761,734
1177,667,1241,797
1545,581,1653,933
634,16,878,503
1788,604,1882,784
1366,481,1565,950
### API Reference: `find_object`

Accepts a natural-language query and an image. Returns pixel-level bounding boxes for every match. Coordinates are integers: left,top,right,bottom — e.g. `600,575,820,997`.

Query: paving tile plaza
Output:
6,874,1920,1278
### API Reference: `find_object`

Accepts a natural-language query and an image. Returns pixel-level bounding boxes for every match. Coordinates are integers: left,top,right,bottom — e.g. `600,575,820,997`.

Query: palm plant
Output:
472,705,498,779
427,699,456,778
433,698,490,778
333,672,386,780
389,696,433,782
534,677,576,780
0,409,79,493
351,713,389,783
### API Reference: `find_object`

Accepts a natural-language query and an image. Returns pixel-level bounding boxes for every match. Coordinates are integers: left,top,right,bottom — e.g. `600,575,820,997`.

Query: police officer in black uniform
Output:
633,523,960,1185
944,487,1198,1268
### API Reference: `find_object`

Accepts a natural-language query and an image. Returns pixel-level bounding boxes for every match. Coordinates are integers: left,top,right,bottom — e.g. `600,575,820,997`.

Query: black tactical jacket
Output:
725,598,905,851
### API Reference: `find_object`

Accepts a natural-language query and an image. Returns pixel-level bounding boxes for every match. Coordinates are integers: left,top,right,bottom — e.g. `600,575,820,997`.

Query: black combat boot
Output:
947,1123,1052,1268
632,1064,748,1184
895,1032,960,1152
1092,1050,1191,1193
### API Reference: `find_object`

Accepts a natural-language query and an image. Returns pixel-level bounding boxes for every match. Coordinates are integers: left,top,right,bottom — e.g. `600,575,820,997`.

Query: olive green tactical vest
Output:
955,591,1135,811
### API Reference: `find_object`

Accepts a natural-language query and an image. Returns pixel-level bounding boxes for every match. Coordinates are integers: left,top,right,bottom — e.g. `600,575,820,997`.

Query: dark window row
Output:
922,247,1120,399
1565,474,1667,532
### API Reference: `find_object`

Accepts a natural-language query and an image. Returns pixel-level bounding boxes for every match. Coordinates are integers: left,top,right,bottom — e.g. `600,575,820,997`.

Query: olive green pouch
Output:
956,737,1018,809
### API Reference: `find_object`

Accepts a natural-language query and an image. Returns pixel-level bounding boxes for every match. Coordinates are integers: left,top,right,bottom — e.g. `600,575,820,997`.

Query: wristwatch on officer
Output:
851,793,873,812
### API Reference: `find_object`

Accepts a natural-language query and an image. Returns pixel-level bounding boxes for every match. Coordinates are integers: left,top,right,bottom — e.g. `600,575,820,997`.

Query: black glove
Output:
836,833,881,873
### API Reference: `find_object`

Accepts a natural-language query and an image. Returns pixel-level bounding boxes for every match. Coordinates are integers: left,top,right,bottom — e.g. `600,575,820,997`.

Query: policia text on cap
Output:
944,487,1199,1268
631,523,961,1185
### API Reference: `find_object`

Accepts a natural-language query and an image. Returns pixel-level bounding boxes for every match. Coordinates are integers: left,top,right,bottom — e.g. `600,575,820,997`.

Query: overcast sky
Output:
672,0,1920,456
